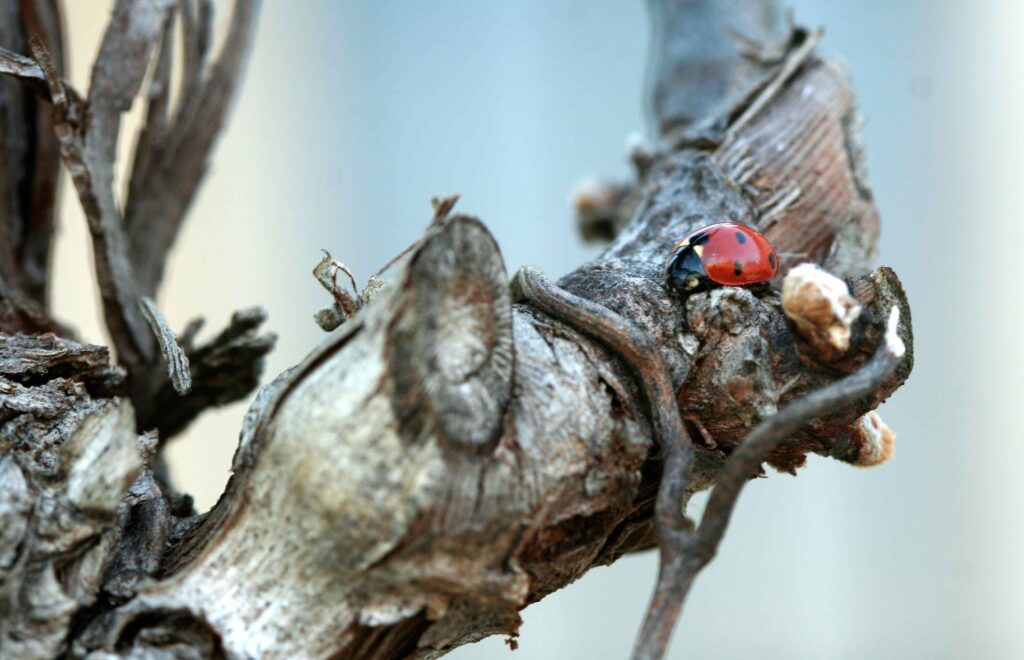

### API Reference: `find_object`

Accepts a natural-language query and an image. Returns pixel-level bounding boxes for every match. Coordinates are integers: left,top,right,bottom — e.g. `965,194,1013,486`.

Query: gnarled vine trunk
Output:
0,1,912,658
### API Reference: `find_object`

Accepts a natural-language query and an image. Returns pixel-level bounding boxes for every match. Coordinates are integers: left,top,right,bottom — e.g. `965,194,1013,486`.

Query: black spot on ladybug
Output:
768,252,776,269
735,231,747,244
733,260,743,276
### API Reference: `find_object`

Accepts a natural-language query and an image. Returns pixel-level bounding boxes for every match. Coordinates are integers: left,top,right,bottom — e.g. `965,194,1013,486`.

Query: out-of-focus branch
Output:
0,0,64,334
15,0,64,308
26,1,169,377
146,308,276,441
646,0,792,136
0,0,266,443
125,0,260,296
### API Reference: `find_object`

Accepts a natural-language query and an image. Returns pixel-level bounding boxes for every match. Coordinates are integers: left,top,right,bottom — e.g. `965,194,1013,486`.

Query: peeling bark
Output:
0,0,914,658
0,335,141,658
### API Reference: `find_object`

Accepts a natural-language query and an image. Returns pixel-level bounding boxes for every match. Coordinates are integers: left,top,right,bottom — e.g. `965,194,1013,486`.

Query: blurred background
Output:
51,1,1018,658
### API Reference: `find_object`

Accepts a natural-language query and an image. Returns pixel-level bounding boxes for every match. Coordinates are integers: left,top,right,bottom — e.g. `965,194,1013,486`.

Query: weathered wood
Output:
0,0,915,658
75,60,911,650
0,335,141,658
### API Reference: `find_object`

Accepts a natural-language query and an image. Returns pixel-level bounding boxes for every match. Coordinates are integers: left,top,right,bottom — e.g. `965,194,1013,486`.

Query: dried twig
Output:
0,1,264,440
139,297,192,395
13,1,65,309
144,308,275,440
28,15,161,376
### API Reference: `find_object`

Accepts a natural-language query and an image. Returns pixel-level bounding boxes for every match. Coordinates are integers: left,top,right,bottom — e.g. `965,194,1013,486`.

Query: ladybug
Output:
664,222,779,295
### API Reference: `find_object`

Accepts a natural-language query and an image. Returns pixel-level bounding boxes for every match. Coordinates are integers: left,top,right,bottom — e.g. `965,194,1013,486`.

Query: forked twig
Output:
514,266,906,660
693,306,904,550
632,306,905,660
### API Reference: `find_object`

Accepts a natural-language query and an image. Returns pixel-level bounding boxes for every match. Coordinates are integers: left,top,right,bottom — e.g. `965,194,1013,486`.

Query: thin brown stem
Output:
694,307,905,550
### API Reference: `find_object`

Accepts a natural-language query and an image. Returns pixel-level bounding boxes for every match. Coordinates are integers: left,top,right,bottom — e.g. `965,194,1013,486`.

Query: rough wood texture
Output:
10,0,273,440
0,0,914,658
0,335,139,658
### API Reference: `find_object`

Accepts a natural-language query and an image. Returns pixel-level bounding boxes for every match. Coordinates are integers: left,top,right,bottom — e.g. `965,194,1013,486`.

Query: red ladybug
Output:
665,222,779,295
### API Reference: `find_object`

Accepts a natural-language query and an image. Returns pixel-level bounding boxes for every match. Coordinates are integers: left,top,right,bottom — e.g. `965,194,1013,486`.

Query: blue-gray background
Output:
53,2,1019,658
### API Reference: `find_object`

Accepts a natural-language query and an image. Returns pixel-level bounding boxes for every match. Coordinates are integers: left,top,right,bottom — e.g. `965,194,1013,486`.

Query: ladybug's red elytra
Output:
664,222,779,295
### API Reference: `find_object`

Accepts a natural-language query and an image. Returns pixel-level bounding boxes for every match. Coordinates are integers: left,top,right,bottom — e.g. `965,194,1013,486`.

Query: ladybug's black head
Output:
665,245,711,295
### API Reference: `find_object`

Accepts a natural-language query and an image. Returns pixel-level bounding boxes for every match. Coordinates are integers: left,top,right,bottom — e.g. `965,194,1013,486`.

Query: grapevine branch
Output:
0,0,914,657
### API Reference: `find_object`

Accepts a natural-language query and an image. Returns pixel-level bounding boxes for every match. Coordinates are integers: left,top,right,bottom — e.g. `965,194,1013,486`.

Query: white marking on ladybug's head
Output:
685,276,700,290
693,245,704,257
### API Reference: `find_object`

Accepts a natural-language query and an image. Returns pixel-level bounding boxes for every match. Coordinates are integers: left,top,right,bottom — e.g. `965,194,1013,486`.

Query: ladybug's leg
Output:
745,281,776,297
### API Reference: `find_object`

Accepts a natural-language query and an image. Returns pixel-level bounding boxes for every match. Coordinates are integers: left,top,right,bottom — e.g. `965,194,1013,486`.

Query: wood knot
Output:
387,216,514,453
